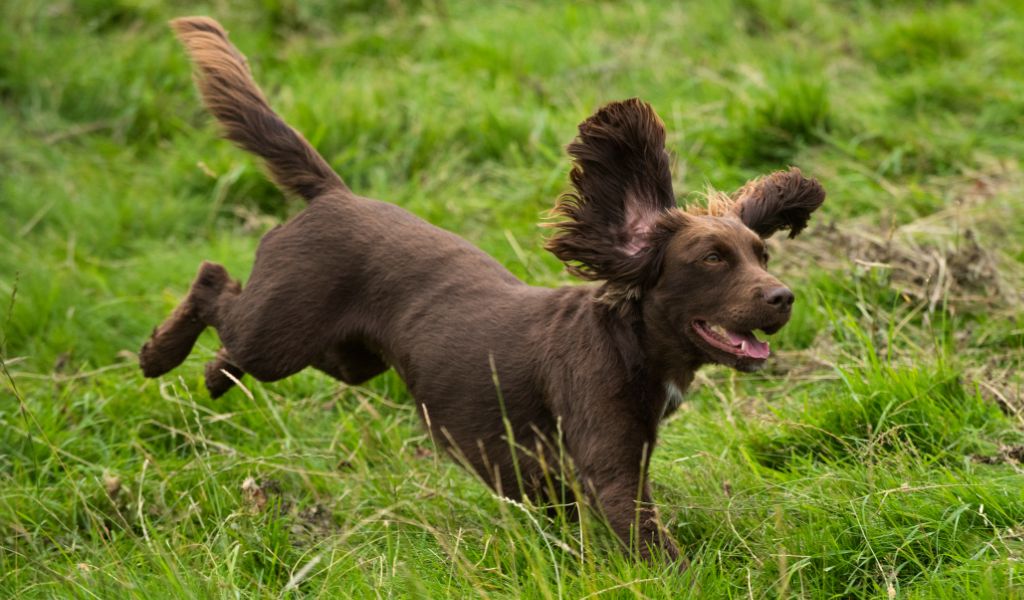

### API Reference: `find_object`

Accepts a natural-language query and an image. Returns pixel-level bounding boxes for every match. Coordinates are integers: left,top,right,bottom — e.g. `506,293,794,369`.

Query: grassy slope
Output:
3,0,1024,597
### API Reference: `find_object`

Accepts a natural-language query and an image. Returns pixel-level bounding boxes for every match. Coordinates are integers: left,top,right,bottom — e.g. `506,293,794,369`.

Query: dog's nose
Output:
764,286,795,311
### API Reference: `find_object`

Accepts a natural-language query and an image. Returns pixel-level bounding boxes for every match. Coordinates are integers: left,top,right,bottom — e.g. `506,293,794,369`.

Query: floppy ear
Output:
730,167,825,239
545,98,676,288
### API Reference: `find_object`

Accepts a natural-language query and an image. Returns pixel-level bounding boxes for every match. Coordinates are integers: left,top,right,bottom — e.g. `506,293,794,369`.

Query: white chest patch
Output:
661,382,685,420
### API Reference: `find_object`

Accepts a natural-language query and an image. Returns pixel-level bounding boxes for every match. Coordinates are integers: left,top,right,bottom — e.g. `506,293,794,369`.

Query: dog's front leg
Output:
566,421,680,563
592,473,679,562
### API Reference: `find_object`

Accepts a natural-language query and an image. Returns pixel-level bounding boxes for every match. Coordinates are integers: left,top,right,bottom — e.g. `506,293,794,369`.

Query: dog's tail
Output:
170,17,348,201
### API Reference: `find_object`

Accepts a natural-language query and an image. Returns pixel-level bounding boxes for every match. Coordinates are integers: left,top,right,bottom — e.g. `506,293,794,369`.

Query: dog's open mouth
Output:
692,320,770,360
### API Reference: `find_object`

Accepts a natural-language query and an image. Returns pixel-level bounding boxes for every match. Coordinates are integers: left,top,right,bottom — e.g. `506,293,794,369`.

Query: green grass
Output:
3,0,1024,597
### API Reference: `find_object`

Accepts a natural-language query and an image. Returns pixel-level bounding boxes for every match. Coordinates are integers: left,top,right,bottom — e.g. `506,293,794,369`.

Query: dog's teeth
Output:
740,341,747,352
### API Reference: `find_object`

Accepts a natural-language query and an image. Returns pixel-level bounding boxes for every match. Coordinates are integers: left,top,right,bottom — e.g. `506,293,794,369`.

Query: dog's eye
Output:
703,252,723,264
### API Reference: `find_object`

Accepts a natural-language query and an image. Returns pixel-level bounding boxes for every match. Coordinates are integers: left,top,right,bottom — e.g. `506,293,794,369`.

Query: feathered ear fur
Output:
729,167,825,239
545,99,676,291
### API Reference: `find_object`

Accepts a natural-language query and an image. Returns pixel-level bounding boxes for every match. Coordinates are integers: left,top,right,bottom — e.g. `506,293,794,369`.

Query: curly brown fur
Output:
545,99,676,301
697,167,825,238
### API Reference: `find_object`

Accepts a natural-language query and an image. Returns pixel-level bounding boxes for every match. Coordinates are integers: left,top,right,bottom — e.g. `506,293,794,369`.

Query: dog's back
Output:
154,17,531,383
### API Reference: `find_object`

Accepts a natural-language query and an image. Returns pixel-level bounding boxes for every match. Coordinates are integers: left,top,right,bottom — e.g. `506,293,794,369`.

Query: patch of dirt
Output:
239,477,338,543
291,504,335,539
947,231,1002,290
972,444,1024,465
788,221,1014,314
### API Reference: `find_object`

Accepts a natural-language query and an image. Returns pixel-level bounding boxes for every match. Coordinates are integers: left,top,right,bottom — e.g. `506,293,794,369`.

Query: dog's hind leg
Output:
204,347,246,398
139,261,242,379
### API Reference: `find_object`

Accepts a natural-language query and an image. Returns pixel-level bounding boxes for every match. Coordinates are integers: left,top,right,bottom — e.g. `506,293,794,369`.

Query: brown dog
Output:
141,16,825,563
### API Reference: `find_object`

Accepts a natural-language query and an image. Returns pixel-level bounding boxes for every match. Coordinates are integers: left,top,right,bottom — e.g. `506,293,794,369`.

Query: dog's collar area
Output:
692,320,770,360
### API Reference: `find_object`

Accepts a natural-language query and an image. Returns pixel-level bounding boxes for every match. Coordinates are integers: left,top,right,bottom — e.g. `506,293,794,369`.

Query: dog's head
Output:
546,99,825,373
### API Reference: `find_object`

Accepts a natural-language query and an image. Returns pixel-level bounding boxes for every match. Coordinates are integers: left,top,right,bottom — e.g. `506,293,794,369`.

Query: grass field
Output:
4,0,1024,597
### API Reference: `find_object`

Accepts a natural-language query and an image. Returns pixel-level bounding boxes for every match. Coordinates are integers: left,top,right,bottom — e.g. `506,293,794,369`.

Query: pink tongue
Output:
726,331,770,359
